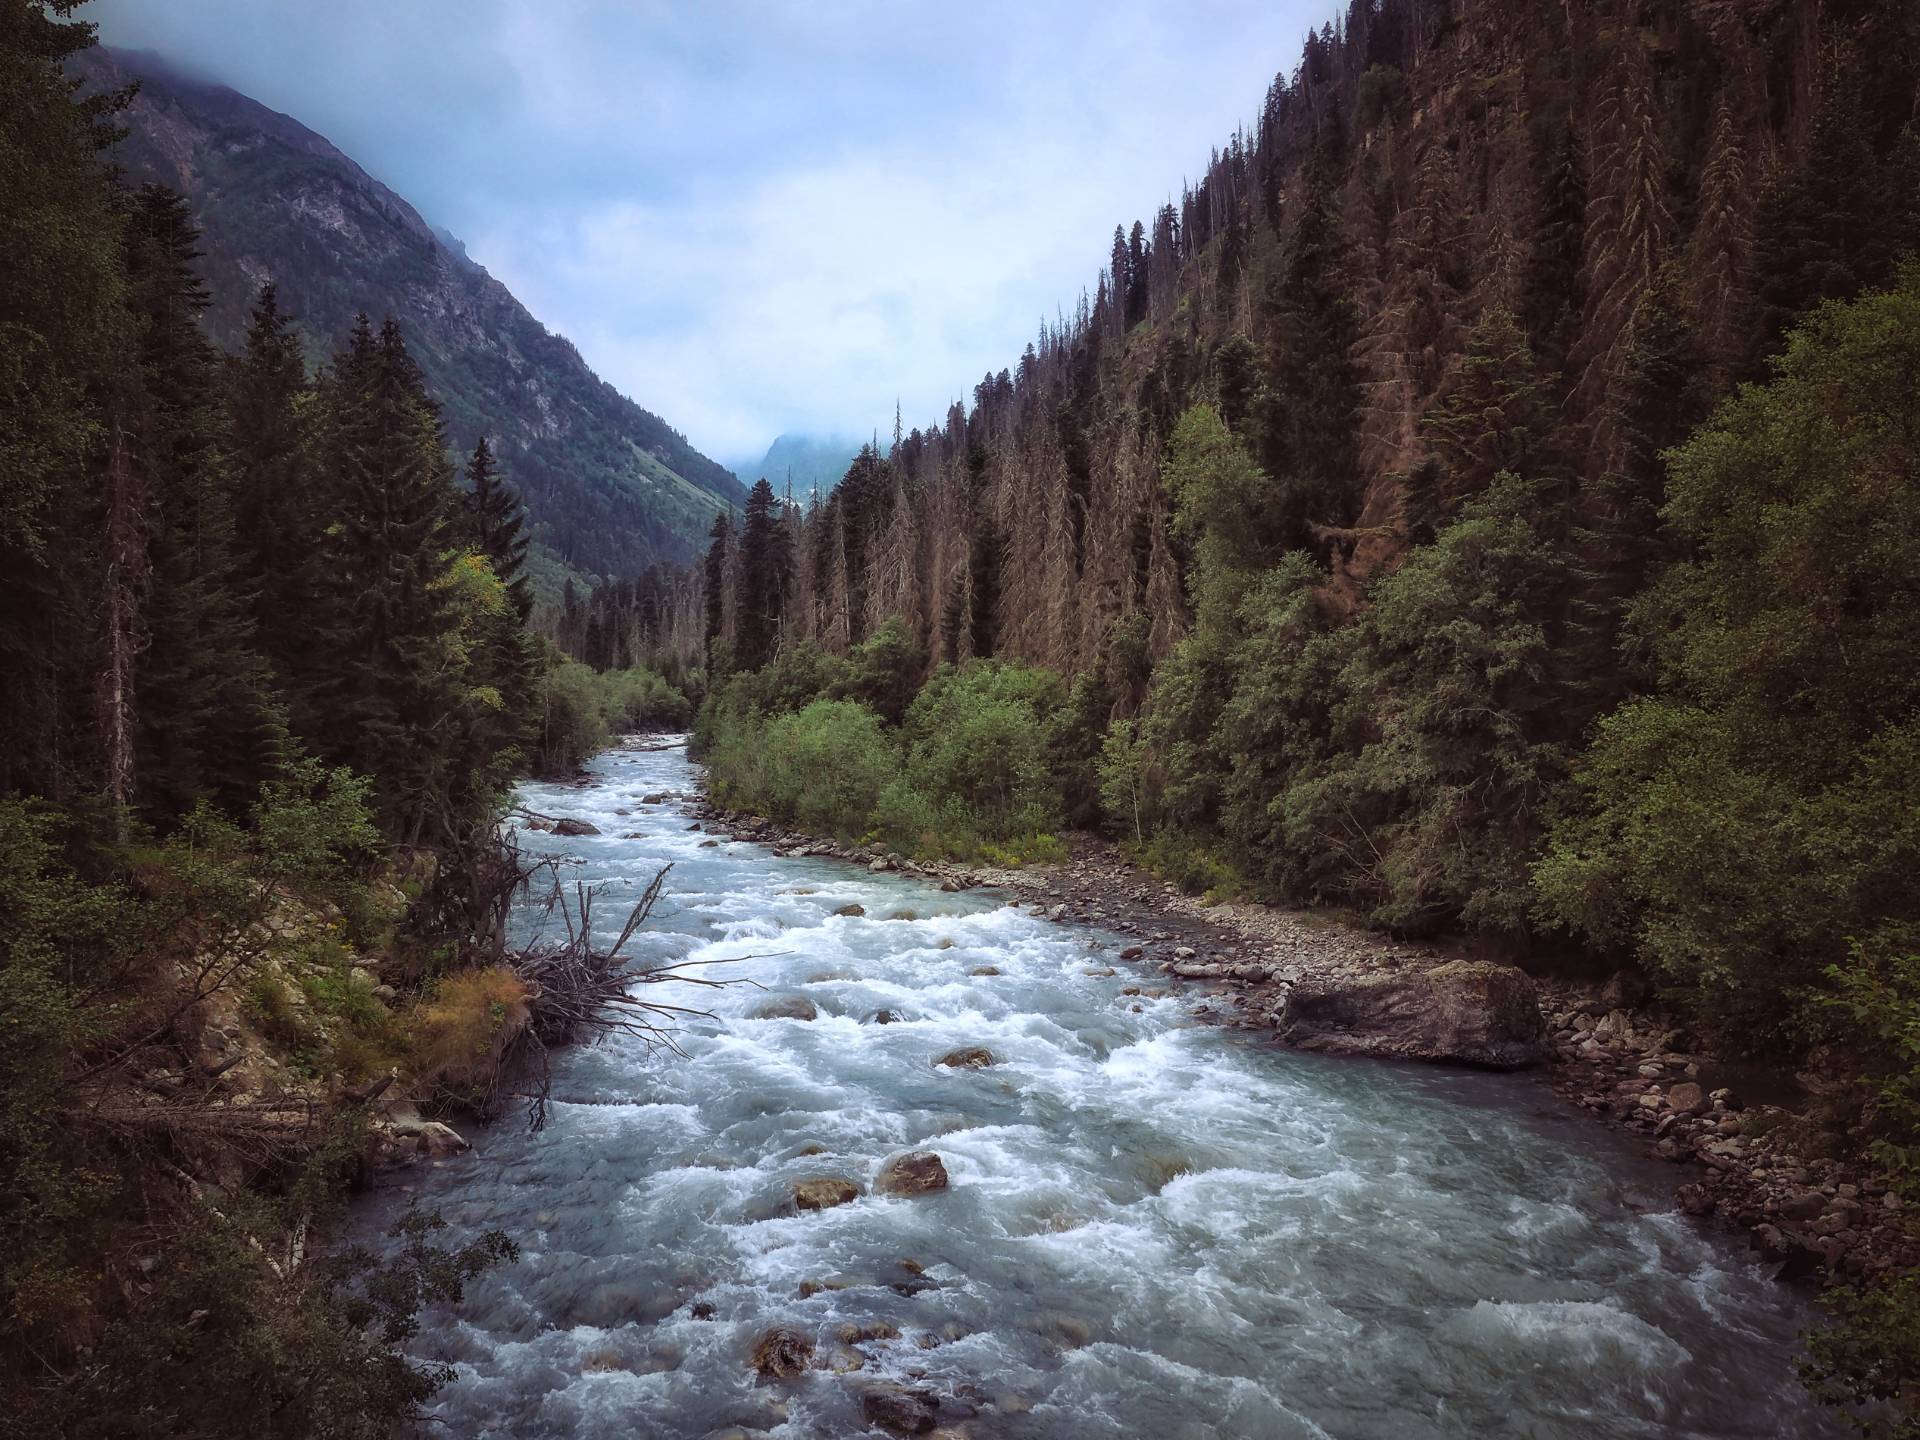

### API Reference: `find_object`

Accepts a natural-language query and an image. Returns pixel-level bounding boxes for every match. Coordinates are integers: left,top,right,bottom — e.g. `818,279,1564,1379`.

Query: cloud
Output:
88,0,1328,458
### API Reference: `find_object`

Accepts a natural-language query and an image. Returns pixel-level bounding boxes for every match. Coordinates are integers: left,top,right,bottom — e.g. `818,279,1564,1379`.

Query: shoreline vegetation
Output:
686,268,1920,1428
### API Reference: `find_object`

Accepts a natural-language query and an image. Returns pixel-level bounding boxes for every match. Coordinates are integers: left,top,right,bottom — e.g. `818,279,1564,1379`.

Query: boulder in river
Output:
1275,960,1548,1068
834,903,866,917
877,1151,949,1196
749,1326,813,1380
751,996,818,1021
793,1176,860,1211
859,1383,940,1435
552,817,600,836
936,1047,995,1069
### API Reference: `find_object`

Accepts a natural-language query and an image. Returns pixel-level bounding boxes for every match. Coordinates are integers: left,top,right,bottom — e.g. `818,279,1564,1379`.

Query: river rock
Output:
792,1176,860,1211
751,996,818,1021
969,966,1000,976
525,816,555,831
1275,961,1548,1068
935,1047,994,1069
1666,1081,1707,1116
749,1326,813,1380
834,903,866,918
877,1151,949,1196
859,1384,940,1435
552,818,601,836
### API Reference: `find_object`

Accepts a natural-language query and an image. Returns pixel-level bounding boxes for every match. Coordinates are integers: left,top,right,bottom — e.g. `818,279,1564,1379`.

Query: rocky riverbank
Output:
689,800,1917,1289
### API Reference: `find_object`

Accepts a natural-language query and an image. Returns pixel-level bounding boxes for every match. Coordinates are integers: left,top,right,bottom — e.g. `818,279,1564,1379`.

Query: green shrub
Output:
900,661,1069,839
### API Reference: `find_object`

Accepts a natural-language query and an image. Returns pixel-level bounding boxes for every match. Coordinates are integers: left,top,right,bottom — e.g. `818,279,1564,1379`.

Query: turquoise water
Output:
357,740,1841,1439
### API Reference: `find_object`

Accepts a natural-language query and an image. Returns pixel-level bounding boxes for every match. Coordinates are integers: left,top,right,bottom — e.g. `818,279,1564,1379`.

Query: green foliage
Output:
535,656,692,776
1294,476,1572,934
1128,831,1248,903
833,616,926,725
1537,272,1920,1048
1800,1272,1920,1440
700,642,1078,860
706,698,898,839
43,1194,516,1440
1816,948,1920,1199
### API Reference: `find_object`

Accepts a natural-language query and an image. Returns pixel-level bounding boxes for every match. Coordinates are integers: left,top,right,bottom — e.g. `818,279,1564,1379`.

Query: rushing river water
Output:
360,740,1843,1439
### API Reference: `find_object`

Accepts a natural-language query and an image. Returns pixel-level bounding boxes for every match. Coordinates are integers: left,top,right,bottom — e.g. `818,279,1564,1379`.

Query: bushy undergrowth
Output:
534,658,692,774
0,768,517,1436
699,626,1087,861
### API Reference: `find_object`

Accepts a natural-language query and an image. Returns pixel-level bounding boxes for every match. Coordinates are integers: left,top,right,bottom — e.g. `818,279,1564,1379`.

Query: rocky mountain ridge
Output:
75,47,745,593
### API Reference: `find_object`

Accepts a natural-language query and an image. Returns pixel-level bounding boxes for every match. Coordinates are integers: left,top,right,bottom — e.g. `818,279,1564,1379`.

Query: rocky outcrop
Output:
876,1151,950,1196
1276,960,1548,1068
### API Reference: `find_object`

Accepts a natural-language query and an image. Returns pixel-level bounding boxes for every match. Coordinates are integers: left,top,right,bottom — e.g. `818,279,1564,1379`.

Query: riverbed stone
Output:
1666,1081,1707,1116
751,996,818,1021
935,1047,995,1069
793,1176,860,1211
749,1326,814,1379
1274,960,1548,1068
859,1384,940,1435
552,817,600,836
969,966,1000,976
834,903,866,917
877,1151,949,1196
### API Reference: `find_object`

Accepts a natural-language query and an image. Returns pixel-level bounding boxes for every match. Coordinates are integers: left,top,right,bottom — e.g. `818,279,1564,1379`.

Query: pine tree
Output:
1746,41,1892,366
703,510,731,673
0,0,129,798
1565,260,1704,721
1411,307,1557,541
306,315,461,841
1520,120,1586,377
123,185,285,822
1250,170,1364,550
736,477,791,670
463,436,532,621
229,283,324,690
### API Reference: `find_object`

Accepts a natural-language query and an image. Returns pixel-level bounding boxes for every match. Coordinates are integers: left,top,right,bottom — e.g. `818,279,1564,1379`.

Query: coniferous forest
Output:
6,0,1920,1434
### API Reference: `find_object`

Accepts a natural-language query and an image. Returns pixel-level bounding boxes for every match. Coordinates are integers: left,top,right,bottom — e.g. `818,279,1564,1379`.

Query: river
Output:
357,739,1845,1439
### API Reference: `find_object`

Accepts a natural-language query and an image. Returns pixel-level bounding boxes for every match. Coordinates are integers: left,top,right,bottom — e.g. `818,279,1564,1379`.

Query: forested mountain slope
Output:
687,0,1919,1021
698,0,1917,676
73,46,744,586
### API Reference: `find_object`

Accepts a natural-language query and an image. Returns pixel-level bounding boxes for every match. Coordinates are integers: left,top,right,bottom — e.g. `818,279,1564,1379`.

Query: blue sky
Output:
90,1,1326,465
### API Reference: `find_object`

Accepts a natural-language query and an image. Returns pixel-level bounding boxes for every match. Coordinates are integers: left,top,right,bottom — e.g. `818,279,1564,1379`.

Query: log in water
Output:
358,739,1842,1439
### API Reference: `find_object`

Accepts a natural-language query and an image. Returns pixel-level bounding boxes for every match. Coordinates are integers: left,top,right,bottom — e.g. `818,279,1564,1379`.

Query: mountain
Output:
73,47,745,593
730,433,866,503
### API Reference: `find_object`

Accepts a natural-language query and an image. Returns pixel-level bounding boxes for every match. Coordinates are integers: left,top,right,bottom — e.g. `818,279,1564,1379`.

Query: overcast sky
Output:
90,1,1324,467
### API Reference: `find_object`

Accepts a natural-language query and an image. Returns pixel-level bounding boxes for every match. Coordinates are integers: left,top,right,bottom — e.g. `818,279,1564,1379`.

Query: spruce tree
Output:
1411,307,1557,541
463,435,532,621
123,185,285,822
1746,42,1894,366
736,477,790,671
306,315,461,841
0,0,128,797
1250,170,1364,551
229,283,323,690
703,511,731,673
1564,260,1704,722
